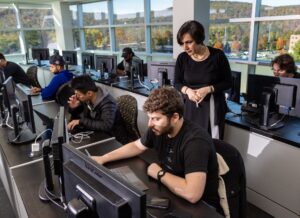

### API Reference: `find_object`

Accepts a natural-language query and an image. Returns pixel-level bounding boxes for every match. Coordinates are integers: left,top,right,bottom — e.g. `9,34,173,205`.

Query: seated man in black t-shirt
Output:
92,86,219,207
116,47,135,77
0,53,32,86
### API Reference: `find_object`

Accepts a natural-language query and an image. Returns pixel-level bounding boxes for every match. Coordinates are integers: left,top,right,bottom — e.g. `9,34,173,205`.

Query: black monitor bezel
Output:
81,52,95,70
31,48,50,61
62,50,78,66
132,57,145,82
62,142,146,217
147,61,176,86
94,54,117,74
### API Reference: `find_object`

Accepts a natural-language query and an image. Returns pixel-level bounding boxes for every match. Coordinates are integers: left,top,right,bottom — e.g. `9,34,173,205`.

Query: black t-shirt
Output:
3,61,31,86
140,120,219,207
117,60,132,77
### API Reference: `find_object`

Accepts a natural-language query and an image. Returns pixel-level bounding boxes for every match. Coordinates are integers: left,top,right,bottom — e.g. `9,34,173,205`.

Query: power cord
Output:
69,131,94,144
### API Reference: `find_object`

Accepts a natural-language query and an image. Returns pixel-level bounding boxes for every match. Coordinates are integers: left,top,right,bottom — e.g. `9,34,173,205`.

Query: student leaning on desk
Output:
31,54,73,100
0,52,32,86
67,75,129,144
92,86,221,211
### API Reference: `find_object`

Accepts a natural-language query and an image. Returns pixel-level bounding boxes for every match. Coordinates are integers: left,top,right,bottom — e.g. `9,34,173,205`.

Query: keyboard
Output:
110,166,149,191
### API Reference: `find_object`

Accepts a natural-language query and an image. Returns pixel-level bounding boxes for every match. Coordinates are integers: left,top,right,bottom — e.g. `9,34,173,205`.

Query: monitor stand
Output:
8,128,36,145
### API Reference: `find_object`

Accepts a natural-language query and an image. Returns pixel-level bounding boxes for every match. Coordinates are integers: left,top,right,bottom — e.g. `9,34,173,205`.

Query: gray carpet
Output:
0,180,16,218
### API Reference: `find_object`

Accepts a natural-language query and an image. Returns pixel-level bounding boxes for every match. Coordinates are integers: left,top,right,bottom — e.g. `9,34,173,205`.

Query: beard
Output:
151,120,173,136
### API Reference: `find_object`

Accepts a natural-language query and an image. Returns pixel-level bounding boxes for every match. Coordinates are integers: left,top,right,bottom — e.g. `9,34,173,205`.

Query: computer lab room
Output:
0,0,299,218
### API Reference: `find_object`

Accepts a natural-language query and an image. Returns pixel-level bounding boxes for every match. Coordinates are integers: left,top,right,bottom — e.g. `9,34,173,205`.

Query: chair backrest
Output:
55,82,74,107
116,95,141,141
26,65,41,88
213,139,247,218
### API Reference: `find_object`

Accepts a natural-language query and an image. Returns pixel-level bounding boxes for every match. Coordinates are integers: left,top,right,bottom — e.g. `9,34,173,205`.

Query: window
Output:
69,5,79,27
84,28,110,50
150,0,173,23
210,0,252,19
24,30,57,49
260,1,300,17
20,6,54,28
151,25,173,53
83,2,108,26
115,26,145,51
256,20,300,62
0,31,21,54
113,0,144,24
0,5,17,28
72,29,80,50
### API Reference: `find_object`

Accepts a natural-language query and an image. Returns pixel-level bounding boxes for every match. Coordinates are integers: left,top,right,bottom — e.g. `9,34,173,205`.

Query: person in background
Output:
67,75,129,144
174,20,232,139
271,54,299,78
116,47,135,77
0,53,32,86
92,87,220,209
31,54,73,100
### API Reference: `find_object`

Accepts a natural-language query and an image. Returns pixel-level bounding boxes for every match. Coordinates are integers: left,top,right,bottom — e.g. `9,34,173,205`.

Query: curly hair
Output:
271,54,297,74
177,20,205,45
143,86,184,118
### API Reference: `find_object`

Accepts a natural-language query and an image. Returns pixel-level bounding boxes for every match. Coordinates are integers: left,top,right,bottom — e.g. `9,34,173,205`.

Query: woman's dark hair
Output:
177,20,205,45
71,75,98,94
143,86,184,118
271,54,297,74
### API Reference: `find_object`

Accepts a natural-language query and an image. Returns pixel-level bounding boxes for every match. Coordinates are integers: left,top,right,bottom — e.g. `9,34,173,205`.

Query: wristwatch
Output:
157,169,166,183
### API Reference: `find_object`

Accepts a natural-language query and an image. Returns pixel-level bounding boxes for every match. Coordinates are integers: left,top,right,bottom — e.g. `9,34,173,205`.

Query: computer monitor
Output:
3,78,36,144
40,106,69,202
224,71,241,104
147,61,175,86
81,52,95,71
0,70,6,120
62,142,146,218
245,74,300,129
62,50,78,66
31,48,50,66
2,76,17,119
131,57,145,82
95,54,117,76
53,49,60,55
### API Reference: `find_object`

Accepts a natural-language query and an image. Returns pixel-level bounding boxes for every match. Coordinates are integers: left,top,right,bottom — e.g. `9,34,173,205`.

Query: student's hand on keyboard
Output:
31,86,41,93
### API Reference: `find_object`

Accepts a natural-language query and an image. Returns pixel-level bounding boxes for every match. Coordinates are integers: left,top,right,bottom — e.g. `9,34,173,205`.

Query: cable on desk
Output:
35,128,53,144
69,131,94,144
146,210,158,218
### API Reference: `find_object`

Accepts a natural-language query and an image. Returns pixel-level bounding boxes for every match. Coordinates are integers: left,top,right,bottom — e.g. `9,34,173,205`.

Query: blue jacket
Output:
41,70,73,100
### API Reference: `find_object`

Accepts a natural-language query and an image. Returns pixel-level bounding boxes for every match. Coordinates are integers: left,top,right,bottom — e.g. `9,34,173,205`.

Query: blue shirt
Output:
41,70,73,100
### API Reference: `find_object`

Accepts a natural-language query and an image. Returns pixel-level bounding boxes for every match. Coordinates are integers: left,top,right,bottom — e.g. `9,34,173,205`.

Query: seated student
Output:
67,75,129,143
0,53,32,86
271,54,300,78
116,47,136,77
31,54,73,100
92,86,219,208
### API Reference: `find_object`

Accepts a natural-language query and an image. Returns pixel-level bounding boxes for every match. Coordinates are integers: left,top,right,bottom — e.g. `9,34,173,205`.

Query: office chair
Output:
213,139,247,218
26,65,41,88
55,82,74,107
116,95,141,141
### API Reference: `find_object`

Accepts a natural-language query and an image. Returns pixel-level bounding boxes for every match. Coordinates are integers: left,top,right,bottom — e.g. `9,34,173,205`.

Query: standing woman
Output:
174,20,232,139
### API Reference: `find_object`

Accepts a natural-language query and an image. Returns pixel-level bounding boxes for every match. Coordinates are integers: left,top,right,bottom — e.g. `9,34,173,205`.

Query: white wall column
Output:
173,0,210,59
52,1,74,51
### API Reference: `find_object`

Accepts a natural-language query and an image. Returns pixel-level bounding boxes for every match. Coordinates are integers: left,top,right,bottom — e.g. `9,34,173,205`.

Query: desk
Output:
225,101,300,218
0,100,113,218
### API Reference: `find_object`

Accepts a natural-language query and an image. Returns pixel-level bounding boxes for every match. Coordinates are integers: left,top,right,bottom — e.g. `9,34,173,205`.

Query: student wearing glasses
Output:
271,54,299,78
92,86,220,210
174,20,232,139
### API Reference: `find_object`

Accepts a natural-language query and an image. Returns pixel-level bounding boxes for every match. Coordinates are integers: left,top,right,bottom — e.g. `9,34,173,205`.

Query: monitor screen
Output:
31,48,50,61
95,54,117,74
132,57,145,82
147,61,175,86
81,52,95,70
63,142,146,218
224,71,241,104
62,50,78,66
246,74,300,117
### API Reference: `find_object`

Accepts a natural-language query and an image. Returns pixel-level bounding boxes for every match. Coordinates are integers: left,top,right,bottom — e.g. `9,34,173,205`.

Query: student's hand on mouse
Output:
68,94,80,108
67,119,80,130
31,87,41,93
147,163,162,180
